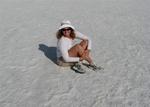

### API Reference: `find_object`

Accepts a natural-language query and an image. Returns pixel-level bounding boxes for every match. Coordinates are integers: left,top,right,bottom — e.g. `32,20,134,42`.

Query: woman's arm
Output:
75,31,92,50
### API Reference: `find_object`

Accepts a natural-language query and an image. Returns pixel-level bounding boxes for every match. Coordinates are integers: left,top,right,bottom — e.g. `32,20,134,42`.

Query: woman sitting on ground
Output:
56,20,100,73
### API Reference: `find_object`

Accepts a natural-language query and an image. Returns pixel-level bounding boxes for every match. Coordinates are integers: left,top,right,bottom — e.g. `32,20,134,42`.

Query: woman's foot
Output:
71,63,86,74
88,63,104,71
82,63,104,71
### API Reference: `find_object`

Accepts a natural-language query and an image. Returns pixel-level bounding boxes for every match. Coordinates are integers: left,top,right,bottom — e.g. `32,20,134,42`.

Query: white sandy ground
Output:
0,0,150,107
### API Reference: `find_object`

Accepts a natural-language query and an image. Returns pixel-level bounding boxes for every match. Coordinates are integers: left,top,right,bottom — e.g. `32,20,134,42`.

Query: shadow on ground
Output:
38,44,57,65
38,44,85,74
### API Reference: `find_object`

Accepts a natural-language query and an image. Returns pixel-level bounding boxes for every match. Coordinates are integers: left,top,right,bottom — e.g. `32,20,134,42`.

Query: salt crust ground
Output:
0,0,150,107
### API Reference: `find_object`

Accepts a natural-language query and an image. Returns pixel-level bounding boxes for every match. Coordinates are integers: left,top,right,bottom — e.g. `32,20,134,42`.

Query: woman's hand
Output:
79,57,84,61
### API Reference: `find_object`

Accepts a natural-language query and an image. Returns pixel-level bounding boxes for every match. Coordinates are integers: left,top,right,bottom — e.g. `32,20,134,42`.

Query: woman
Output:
56,20,101,73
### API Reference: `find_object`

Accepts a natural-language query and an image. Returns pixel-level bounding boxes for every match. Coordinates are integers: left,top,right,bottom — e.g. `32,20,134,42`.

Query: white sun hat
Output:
58,20,75,30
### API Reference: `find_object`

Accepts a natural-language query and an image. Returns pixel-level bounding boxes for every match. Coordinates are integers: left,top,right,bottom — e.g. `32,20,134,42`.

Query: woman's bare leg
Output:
68,44,84,57
79,40,88,50
81,50,93,64
79,40,93,64
68,40,93,64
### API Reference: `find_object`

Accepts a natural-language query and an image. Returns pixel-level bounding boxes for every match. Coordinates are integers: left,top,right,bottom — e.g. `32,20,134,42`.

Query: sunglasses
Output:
62,28,72,31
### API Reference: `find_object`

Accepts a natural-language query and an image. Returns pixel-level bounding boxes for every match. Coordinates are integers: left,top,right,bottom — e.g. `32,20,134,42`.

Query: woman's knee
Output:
80,40,88,50
80,40,88,45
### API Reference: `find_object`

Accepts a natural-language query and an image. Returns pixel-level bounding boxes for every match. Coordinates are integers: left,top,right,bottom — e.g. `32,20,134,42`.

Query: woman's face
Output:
62,27,72,37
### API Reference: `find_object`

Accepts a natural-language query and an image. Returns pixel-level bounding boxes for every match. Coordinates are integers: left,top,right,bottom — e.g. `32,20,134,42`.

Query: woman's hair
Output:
56,28,76,39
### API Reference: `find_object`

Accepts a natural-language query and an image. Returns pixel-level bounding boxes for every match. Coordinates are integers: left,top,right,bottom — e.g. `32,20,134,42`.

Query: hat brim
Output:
59,24,75,30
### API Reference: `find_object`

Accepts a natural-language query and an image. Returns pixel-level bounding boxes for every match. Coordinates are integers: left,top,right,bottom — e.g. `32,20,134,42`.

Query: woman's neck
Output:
63,35,73,40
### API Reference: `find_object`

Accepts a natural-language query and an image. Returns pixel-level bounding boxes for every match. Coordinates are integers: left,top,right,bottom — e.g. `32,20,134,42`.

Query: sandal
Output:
71,63,86,74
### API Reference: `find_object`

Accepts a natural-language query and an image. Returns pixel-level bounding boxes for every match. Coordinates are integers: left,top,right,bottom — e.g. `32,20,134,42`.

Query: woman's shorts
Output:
57,57,75,67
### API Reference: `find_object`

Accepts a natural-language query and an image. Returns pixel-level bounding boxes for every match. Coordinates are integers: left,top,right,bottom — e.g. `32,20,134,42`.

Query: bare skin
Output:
68,40,93,64
62,27,93,64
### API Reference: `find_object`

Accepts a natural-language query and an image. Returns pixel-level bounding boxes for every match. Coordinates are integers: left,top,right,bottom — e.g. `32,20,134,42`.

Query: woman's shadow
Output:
38,44,57,64
38,44,86,74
